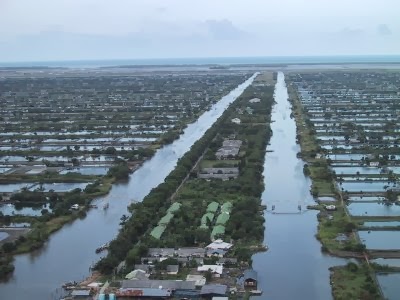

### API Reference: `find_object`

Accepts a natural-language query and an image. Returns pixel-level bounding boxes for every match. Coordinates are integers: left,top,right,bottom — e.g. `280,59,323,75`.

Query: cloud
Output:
339,27,365,38
377,24,392,35
204,19,246,40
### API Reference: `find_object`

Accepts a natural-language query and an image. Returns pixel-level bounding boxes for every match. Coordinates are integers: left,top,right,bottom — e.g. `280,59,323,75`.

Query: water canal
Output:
252,72,346,299
0,74,258,300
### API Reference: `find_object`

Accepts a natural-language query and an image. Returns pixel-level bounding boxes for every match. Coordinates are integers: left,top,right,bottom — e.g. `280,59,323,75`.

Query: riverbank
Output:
75,73,276,298
286,74,383,299
0,72,258,300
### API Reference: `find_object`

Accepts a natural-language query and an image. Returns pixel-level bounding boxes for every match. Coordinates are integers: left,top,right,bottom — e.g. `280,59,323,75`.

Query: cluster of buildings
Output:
64,240,258,299
198,139,242,181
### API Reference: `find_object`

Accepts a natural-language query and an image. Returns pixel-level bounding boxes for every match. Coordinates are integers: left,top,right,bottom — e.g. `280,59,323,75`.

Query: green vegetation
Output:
95,73,276,274
0,255,14,280
330,263,382,300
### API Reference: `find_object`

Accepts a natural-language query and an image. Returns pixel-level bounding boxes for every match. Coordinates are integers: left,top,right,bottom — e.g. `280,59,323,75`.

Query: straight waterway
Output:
0,73,257,300
252,72,346,299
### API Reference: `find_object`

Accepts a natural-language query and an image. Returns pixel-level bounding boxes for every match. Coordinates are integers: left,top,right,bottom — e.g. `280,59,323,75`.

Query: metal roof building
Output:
121,279,195,290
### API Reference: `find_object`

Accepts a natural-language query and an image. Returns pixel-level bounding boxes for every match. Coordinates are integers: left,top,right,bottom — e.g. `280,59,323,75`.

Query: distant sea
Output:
1,55,400,68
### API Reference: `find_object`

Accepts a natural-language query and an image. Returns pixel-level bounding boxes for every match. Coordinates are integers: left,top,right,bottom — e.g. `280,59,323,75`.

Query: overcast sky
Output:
0,0,399,62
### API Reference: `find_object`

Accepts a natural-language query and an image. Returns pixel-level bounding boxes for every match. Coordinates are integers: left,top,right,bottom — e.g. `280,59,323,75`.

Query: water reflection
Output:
252,72,345,299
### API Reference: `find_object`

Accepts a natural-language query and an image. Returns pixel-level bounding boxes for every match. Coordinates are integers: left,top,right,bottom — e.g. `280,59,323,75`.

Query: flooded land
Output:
0,68,260,299
289,70,400,299
1,65,400,300
0,68,253,284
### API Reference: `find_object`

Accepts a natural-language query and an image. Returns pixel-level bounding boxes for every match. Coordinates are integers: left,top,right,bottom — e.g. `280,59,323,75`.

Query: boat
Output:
95,243,109,254
62,281,77,289
250,290,263,295
103,203,109,210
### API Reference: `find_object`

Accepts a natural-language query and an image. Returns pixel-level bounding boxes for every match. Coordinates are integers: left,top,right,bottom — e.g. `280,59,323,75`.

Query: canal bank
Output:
0,74,257,300
252,72,346,299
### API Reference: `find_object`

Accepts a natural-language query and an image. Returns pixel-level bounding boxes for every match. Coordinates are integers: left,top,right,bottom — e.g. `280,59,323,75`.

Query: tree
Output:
2,242,16,253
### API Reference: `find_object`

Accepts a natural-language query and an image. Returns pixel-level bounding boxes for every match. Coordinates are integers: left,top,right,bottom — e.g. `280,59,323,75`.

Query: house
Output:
249,98,261,103
70,204,79,210
166,265,179,275
200,284,228,298
134,264,152,273
70,289,91,299
325,205,336,211
197,265,223,277
125,269,148,280
243,269,258,288
186,274,206,287
206,249,227,258
116,288,172,298
206,239,233,251
121,279,195,290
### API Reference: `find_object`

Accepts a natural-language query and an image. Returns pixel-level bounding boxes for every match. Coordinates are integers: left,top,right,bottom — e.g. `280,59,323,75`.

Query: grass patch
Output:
200,160,240,168
331,263,382,300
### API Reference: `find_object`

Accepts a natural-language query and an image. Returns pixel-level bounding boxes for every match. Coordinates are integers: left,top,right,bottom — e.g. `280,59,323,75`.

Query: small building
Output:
325,205,336,211
243,269,258,288
121,279,195,290
70,204,79,210
200,284,228,298
166,264,179,275
206,248,227,258
206,239,233,250
249,98,261,103
231,118,241,124
116,288,172,298
197,265,223,276
70,289,91,299
217,257,237,265
186,274,207,287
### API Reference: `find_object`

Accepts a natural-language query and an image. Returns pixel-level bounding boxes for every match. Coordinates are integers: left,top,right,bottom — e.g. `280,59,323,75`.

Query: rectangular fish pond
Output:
347,202,400,217
28,182,90,192
340,181,396,192
377,273,400,300
359,231,400,250
0,203,51,216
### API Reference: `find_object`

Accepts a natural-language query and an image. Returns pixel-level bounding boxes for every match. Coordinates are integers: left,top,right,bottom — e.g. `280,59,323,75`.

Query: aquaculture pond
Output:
0,167,11,174
332,166,387,175
359,231,400,250
347,196,385,202
347,202,400,217
59,167,109,176
0,73,258,300
327,154,367,160
362,221,400,228
340,181,396,192
0,183,33,193
372,258,400,267
377,273,400,300
0,232,9,241
28,182,90,192
0,203,51,216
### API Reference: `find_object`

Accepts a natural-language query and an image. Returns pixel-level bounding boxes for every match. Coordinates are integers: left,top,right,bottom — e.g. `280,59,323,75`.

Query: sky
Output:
0,0,399,62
